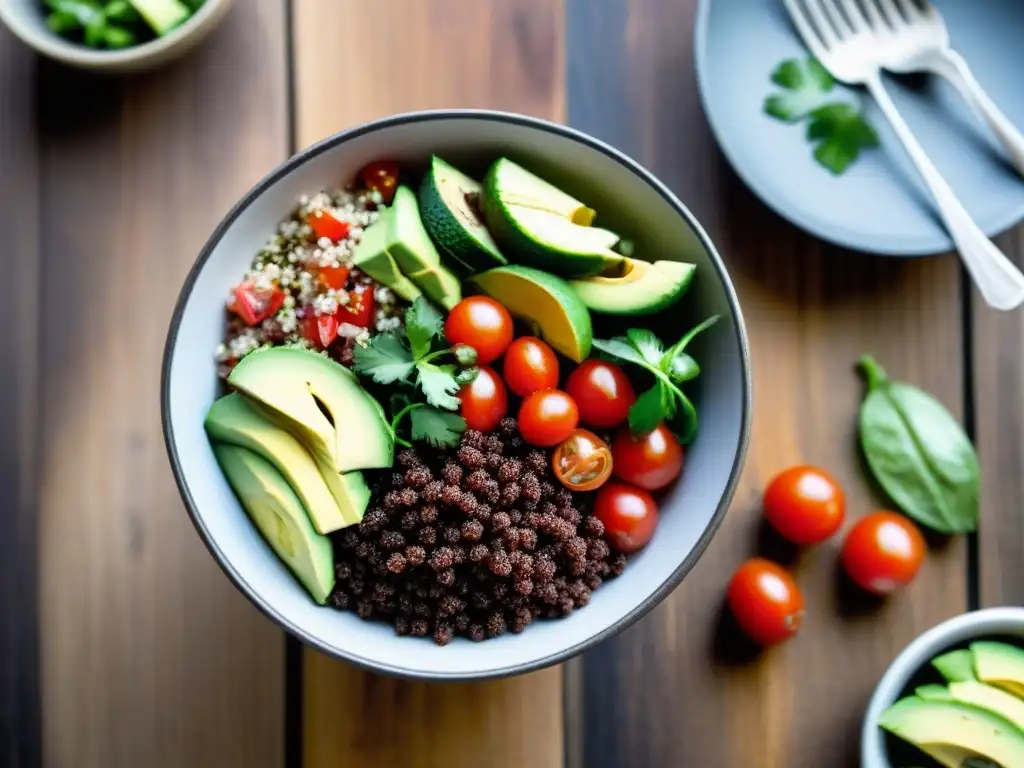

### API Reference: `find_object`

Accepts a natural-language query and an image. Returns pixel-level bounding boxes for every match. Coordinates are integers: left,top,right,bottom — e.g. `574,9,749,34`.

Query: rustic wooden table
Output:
3,1,1021,766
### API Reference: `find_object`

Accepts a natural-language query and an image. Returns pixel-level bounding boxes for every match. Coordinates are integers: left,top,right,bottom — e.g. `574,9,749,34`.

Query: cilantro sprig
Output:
764,57,879,175
593,316,719,444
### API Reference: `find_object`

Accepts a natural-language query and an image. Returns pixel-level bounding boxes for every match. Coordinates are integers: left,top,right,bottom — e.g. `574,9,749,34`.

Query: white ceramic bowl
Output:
162,110,752,680
862,606,1024,767
0,0,233,73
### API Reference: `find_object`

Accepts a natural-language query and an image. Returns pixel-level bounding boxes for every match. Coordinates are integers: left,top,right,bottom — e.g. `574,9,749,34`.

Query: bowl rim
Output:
160,108,753,680
0,0,229,67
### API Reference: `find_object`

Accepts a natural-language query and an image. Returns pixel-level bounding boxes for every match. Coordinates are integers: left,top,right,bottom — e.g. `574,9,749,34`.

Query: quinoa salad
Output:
205,155,717,644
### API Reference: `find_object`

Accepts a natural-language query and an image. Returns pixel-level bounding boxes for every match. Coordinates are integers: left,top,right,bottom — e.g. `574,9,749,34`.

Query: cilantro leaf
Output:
626,328,664,367
629,381,667,435
592,337,649,368
352,333,415,384
764,58,834,122
416,362,461,410
411,407,466,448
405,297,444,359
806,103,880,175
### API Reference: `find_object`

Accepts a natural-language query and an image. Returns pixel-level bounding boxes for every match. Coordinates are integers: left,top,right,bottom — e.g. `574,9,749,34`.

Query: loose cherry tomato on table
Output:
444,296,514,365
727,558,805,647
552,429,613,492
841,511,925,595
359,160,400,204
301,313,339,349
318,264,350,291
763,465,845,545
459,365,508,433
612,423,683,491
503,336,559,397
517,389,579,447
336,285,375,328
593,481,658,553
232,280,285,326
565,360,636,428
307,209,351,243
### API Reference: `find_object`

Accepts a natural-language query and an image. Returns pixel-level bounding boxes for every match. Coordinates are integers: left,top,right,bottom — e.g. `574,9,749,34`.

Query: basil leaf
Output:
662,315,720,373
669,390,699,445
628,382,666,435
626,328,664,367
593,336,650,369
857,355,979,534
667,351,699,382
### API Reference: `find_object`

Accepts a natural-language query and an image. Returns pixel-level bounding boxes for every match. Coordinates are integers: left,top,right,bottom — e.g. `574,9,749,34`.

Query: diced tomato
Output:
301,312,339,349
336,284,375,328
359,161,400,204
232,280,285,326
307,209,350,242
318,264,350,291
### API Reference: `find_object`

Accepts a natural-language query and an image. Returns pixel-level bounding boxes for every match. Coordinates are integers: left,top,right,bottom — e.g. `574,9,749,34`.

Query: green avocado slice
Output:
569,259,696,316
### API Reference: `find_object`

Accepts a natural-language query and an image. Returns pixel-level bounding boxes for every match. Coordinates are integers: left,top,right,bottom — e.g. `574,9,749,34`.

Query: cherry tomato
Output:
841,511,925,595
336,284,375,328
611,423,683,491
565,360,636,428
359,160,400,204
232,280,285,326
307,209,350,243
444,296,514,365
593,481,658,553
318,264,350,291
502,336,559,397
763,465,846,546
727,558,805,646
552,429,613,492
301,313,339,349
459,365,508,433
517,389,579,447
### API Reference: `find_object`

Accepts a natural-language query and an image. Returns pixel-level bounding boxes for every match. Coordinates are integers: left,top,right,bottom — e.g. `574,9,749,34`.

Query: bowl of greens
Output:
0,0,233,72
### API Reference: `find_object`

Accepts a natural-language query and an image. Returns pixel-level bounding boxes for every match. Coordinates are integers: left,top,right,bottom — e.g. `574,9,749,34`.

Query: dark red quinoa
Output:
327,419,624,644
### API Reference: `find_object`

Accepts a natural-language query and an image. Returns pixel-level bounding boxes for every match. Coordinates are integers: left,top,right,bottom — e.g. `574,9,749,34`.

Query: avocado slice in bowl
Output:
569,259,696,316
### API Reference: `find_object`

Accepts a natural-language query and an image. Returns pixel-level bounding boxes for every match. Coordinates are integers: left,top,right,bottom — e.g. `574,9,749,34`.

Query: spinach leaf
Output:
857,355,979,534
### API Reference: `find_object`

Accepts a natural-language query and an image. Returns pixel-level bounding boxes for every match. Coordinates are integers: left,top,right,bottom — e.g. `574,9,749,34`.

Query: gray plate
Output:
695,0,1024,256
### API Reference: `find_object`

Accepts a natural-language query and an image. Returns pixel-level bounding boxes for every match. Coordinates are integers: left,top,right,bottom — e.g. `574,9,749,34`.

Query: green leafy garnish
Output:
764,58,834,122
352,333,415,384
411,407,467,449
807,103,880,175
404,297,444,359
416,362,461,410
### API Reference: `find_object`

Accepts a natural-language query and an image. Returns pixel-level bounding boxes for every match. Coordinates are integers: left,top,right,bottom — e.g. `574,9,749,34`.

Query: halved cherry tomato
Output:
593,481,658,553
232,280,285,326
727,558,805,646
517,389,579,447
841,511,925,595
318,264,350,291
552,429,613,492
336,284,375,328
612,423,683,491
307,210,350,242
459,365,508,432
565,360,636,428
503,336,559,397
763,465,845,546
302,313,339,349
444,296,513,365
359,160,400,204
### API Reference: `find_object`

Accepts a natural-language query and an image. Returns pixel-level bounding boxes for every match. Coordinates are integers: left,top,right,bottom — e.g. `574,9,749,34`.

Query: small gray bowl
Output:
0,0,233,73
862,606,1024,767
161,110,752,680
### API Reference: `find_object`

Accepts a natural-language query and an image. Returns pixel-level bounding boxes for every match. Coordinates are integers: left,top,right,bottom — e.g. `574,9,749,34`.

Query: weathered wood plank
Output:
36,4,289,766
293,2,566,767
0,24,41,768
566,0,967,765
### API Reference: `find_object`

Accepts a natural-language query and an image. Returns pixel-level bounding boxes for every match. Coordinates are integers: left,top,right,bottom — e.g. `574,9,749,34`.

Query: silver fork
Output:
782,0,1024,311
858,0,1024,177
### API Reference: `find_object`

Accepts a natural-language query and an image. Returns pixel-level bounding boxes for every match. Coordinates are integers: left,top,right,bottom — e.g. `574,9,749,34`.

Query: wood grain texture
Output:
972,228,1024,607
292,2,565,767
0,25,41,768
566,1,967,765
35,3,289,766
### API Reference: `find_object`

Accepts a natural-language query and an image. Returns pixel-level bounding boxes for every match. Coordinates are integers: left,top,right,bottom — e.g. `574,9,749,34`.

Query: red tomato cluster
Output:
726,465,927,648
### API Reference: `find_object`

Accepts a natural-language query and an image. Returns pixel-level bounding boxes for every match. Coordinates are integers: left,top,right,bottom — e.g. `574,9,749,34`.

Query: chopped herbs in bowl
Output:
44,0,205,49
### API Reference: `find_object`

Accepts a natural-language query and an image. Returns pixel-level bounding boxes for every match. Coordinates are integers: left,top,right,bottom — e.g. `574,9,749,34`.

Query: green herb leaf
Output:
104,0,139,23
50,0,104,25
667,352,700,382
104,24,135,47
662,315,720,381
626,328,664,367
807,103,880,175
352,333,415,384
628,381,668,435
668,390,699,445
404,297,444,359
764,58,834,122
857,355,979,534
592,337,649,368
411,407,466,448
417,362,461,411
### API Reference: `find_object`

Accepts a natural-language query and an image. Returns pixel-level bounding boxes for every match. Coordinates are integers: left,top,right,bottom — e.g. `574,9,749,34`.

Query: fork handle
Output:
919,49,1024,178
865,74,1024,311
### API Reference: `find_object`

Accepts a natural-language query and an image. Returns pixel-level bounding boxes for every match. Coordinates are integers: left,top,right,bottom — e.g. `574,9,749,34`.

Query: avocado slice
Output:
419,155,507,273
973,641,1024,698
205,393,367,533
130,0,191,35
228,347,393,474
481,158,625,278
916,685,954,701
949,681,1024,729
933,649,978,683
879,696,1024,768
213,443,334,605
569,259,696,316
352,209,424,303
467,265,593,362
407,267,462,312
